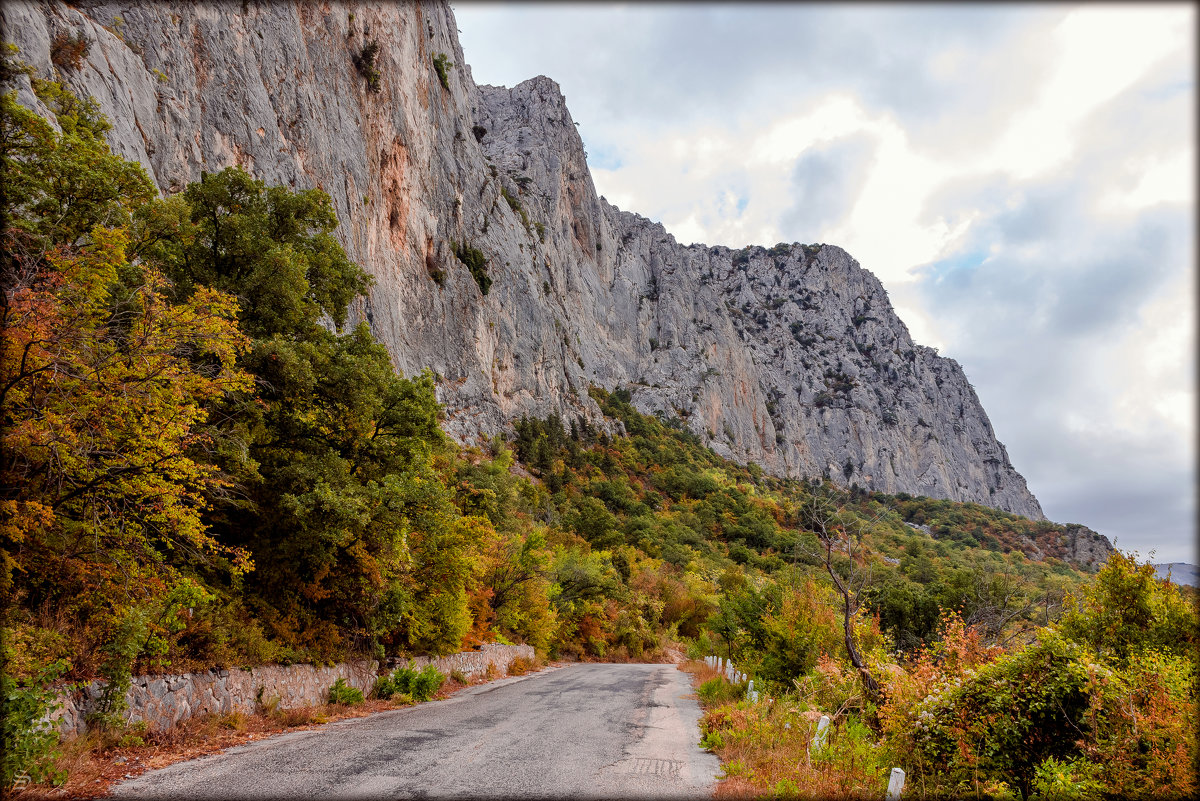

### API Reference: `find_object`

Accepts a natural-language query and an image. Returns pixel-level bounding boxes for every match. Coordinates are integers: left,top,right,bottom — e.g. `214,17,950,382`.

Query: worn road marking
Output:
629,757,684,778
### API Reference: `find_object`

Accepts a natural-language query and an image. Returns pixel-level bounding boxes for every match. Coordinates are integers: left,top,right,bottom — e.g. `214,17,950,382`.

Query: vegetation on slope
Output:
2,74,1194,797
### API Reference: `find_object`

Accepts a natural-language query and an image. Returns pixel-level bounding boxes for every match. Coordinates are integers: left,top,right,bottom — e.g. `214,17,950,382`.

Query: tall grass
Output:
685,661,891,800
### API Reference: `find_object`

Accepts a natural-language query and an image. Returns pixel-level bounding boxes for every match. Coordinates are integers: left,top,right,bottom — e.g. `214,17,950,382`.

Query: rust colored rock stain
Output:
567,181,592,255
381,138,410,250
190,23,208,92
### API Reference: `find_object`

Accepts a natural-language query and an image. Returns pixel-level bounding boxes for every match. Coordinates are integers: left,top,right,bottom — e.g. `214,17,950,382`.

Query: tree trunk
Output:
842,603,882,705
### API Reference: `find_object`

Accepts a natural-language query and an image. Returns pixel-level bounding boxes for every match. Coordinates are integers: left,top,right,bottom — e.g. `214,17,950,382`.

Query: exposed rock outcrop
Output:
1061,524,1115,572
3,0,1045,519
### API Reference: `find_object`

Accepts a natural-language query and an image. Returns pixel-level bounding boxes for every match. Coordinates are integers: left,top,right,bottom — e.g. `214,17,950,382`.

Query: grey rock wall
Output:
2,0,1044,518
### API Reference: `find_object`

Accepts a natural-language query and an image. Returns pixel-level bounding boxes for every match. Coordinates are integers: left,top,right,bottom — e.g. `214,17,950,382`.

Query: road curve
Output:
112,663,719,799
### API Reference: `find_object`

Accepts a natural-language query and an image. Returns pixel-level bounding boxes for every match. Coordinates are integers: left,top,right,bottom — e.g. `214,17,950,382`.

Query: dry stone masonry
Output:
50,644,534,737
4,0,1046,518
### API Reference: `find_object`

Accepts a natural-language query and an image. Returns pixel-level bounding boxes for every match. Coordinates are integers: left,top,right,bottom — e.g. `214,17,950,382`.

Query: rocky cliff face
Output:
3,0,1045,519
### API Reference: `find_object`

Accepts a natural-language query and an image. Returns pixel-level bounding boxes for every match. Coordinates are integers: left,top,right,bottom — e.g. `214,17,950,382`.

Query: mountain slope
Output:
4,0,1042,518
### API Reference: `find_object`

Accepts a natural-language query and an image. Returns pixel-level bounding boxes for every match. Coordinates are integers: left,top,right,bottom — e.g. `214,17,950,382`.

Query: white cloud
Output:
1112,272,1195,436
982,6,1193,180
1099,149,1195,213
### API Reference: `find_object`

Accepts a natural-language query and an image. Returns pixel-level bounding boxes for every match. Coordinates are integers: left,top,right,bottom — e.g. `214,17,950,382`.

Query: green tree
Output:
1059,550,1197,663
139,167,479,660
139,167,371,338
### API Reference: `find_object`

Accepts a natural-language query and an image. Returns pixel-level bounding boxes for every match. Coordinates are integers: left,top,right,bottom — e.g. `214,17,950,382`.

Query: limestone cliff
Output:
3,0,1045,519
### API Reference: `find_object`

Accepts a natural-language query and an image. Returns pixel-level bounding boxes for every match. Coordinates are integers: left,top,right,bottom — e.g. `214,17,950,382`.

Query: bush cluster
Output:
50,31,89,71
452,240,491,295
352,40,381,93
372,664,445,702
327,677,364,705
432,53,452,90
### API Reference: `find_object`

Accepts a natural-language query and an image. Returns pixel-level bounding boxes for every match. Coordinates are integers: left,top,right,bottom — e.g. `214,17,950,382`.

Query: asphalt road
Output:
112,663,720,800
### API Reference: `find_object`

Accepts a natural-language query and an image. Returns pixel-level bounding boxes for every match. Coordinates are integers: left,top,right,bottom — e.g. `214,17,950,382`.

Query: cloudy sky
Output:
453,3,1195,564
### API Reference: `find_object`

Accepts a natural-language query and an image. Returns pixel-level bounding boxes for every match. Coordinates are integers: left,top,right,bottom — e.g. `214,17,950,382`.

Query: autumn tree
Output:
1,86,251,675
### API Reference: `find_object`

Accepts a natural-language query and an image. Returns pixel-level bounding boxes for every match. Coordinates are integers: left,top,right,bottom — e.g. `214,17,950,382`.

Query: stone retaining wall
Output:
51,643,535,737
388,642,535,680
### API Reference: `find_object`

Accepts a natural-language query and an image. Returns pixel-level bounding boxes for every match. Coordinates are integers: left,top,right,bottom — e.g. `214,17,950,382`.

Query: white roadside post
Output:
811,715,830,751
886,767,905,800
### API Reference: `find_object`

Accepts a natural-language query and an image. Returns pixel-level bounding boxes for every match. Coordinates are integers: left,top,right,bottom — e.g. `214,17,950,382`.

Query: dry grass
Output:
505,655,541,676
682,660,891,800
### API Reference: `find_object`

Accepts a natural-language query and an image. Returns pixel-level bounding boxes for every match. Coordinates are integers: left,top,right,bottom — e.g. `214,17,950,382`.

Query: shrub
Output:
500,187,532,229
472,124,487,142
432,53,452,90
352,40,381,93
685,632,714,660
370,673,398,700
117,720,148,748
375,664,445,702
452,241,491,295
1,660,68,788
327,677,364,705
410,665,445,701
425,251,446,287
256,689,281,716
893,629,1097,800
697,676,742,705
50,31,90,71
